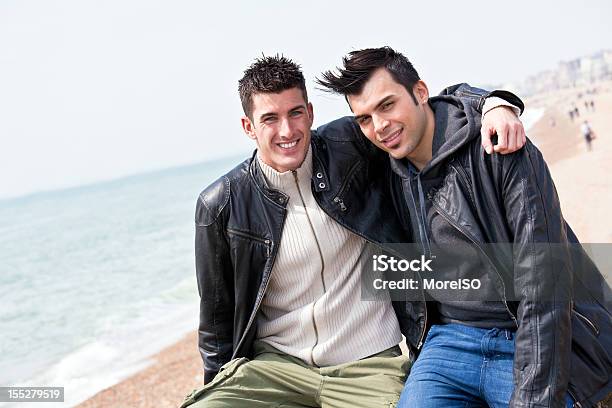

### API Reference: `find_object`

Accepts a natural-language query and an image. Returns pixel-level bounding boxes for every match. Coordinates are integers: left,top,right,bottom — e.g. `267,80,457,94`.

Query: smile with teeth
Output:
278,140,299,149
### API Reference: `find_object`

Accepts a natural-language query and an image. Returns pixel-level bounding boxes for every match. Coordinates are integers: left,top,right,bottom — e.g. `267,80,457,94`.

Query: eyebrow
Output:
354,95,394,122
259,104,306,122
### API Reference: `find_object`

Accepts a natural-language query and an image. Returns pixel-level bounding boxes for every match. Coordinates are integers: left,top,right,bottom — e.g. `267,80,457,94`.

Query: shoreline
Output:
77,82,612,407
76,331,202,408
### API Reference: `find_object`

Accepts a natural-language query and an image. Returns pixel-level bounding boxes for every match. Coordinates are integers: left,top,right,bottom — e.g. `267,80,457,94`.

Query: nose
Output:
373,115,389,137
278,117,292,139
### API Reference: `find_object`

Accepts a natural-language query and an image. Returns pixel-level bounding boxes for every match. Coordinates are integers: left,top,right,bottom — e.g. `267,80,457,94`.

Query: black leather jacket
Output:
388,95,611,408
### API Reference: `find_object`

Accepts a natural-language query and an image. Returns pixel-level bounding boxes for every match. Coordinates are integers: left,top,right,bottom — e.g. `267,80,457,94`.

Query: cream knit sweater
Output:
256,147,402,366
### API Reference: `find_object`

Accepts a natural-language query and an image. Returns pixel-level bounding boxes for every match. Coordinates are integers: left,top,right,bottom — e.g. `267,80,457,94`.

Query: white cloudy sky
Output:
1,0,610,199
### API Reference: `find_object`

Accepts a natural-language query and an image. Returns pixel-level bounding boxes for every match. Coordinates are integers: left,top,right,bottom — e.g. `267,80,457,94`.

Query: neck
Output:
257,146,313,190
405,104,435,171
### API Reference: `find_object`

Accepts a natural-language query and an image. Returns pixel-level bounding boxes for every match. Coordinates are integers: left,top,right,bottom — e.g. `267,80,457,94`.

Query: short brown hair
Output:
238,55,308,119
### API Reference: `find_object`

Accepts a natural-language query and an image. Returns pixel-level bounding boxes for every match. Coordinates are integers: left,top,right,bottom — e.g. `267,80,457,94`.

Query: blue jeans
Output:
398,324,573,407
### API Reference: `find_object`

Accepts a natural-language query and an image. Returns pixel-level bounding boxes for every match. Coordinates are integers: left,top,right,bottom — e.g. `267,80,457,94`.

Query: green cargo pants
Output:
181,341,411,408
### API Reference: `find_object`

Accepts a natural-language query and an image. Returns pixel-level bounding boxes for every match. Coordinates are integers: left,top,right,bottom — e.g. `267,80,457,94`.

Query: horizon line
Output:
0,151,252,204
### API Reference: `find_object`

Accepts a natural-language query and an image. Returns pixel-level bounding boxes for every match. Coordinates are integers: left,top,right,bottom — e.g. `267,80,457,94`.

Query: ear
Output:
241,116,257,141
307,102,314,125
413,80,430,104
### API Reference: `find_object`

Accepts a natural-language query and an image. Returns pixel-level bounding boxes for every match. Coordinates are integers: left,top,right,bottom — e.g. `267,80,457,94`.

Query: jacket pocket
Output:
573,308,600,336
227,228,271,258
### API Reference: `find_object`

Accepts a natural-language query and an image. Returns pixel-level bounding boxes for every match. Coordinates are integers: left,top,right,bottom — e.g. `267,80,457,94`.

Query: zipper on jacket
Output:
227,228,271,257
333,197,347,212
293,170,326,366
430,200,519,328
405,176,431,258
403,178,430,349
573,308,600,336
567,388,582,408
233,251,277,358
451,163,476,206
332,160,362,212
232,239,279,358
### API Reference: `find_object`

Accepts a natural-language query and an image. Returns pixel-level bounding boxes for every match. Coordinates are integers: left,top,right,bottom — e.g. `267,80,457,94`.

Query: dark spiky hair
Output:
317,46,420,104
238,54,308,119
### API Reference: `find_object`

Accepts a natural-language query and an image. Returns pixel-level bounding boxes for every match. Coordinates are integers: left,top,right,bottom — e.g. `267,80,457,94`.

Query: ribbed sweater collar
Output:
257,146,313,192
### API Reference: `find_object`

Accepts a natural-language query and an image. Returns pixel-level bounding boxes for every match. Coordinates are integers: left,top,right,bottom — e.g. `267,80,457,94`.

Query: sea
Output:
0,155,246,407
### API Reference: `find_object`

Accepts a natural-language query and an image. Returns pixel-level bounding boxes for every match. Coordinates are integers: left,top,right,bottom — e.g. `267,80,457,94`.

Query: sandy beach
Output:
77,82,612,408
77,331,203,408
527,81,612,243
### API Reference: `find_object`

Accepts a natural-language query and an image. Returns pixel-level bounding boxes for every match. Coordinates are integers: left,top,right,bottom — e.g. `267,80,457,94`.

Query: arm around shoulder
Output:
439,83,524,114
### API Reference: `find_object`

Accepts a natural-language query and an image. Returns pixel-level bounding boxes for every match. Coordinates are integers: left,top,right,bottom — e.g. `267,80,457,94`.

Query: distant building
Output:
494,50,612,96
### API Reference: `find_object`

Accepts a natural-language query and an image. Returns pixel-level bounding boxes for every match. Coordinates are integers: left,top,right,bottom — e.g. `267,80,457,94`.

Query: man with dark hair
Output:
318,46,611,408
183,54,527,408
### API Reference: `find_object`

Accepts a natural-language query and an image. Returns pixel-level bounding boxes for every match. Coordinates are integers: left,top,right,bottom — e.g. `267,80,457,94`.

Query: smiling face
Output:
348,68,434,166
241,88,314,173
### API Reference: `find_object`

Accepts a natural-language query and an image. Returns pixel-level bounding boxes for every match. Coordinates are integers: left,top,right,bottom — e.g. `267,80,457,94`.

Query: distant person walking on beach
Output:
581,119,595,151
583,99,596,112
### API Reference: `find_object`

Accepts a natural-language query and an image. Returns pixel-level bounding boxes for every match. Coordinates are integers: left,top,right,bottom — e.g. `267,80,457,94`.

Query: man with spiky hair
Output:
318,46,611,408
183,54,526,408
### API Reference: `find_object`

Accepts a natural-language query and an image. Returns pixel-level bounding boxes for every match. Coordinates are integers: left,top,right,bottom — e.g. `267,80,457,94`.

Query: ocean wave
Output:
4,279,198,407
